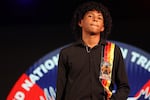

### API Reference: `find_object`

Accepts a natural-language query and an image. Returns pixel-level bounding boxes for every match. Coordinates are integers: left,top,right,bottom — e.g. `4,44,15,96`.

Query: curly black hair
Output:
71,1,112,40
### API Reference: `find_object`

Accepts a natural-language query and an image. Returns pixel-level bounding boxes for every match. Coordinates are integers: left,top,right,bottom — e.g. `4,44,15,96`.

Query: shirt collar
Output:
75,38,107,47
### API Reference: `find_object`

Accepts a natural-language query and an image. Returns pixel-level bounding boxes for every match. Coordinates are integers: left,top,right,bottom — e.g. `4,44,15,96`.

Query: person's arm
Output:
56,50,67,100
111,46,130,100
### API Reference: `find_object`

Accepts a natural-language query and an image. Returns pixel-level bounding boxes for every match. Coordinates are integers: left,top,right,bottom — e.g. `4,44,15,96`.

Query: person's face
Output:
78,10,104,35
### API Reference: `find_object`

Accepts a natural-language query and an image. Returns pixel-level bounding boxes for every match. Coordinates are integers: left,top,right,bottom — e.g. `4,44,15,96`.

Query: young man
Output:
56,1,130,100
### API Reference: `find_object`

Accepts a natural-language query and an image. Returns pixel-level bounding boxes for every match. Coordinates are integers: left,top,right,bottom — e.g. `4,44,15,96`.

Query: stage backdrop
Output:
7,41,150,100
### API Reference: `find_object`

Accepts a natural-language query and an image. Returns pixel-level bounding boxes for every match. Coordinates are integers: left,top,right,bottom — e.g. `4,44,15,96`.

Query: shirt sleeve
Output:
111,45,130,100
56,49,68,100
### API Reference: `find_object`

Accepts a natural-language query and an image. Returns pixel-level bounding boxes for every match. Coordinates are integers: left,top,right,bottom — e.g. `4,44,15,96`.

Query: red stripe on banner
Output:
134,80,150,99
7,73,46,100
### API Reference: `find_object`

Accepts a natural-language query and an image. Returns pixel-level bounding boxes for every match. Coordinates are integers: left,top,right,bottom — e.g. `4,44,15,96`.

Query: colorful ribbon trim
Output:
100,42,115,99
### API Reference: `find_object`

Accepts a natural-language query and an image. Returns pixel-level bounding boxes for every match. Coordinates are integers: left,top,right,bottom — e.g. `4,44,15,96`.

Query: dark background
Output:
1,0,150,99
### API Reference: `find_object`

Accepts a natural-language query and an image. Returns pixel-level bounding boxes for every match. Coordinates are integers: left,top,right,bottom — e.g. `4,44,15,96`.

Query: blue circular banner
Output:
7,41,150,100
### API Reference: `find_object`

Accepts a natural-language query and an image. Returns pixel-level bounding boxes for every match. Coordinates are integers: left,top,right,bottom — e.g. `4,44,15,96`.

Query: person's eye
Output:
88,15,92,17
98,17,102,20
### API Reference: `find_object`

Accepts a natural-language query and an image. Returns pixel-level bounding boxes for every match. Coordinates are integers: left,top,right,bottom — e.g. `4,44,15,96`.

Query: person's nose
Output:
93,16,98,22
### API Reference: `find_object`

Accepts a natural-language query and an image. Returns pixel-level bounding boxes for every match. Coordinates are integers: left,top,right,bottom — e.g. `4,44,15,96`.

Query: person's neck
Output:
82,33,100,48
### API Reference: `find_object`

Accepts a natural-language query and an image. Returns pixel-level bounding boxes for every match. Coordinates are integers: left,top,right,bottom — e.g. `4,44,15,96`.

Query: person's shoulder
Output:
106,40,120,50
107,40,118,46
60,42,78,53
60,43,74,50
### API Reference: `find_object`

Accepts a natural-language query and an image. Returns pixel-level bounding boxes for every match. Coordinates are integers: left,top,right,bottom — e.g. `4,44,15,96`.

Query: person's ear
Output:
78,20,82,27
101,25,104,32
